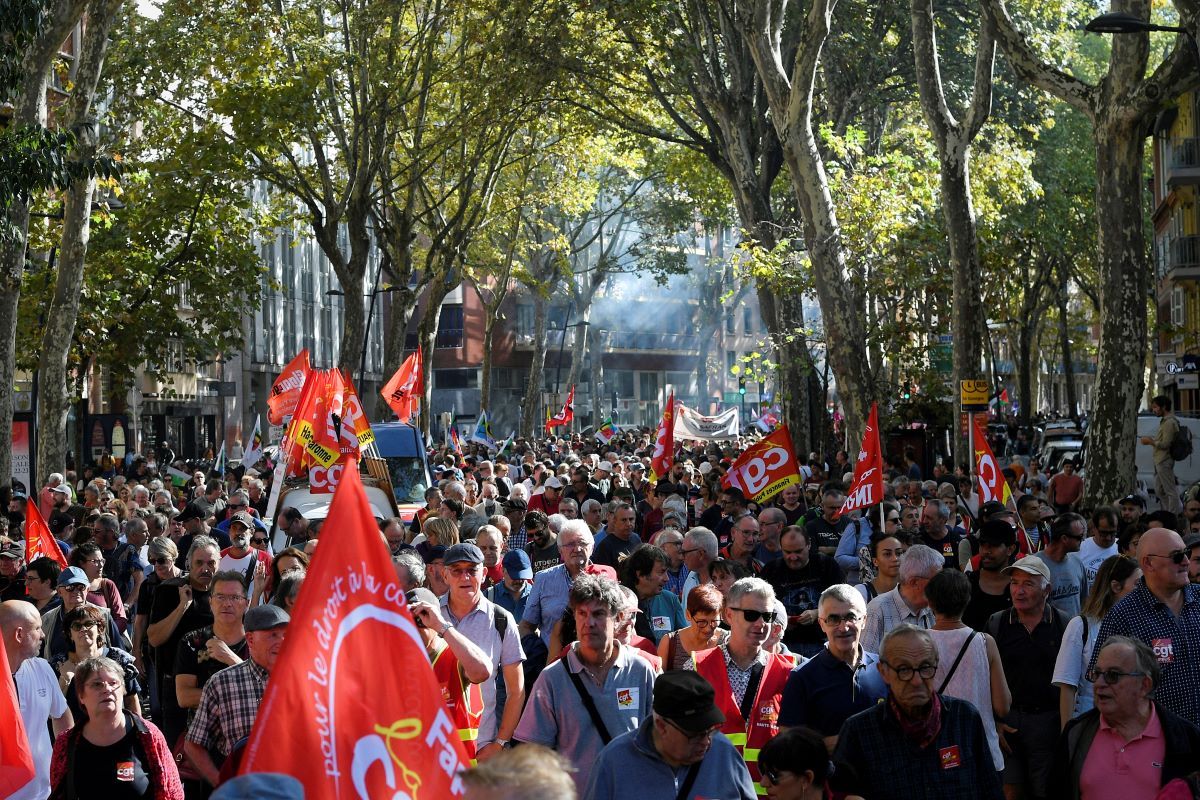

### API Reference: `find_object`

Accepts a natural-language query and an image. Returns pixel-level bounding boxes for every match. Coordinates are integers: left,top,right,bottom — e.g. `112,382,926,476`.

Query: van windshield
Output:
386,457,429,504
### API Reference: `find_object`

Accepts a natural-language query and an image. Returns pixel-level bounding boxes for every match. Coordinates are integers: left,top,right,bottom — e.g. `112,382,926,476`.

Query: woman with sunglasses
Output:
758,727,858,800
1052,555,1140,727
658,583,729,669
52,605,142,721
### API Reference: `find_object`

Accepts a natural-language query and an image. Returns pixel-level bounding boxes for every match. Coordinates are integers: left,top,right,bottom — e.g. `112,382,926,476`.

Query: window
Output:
610,370,635,398
726,350,737,374
434,369,478,389
639,371,660,402
516,304,535,336
743,306,754,335
726,313,735,335
436,304,464,349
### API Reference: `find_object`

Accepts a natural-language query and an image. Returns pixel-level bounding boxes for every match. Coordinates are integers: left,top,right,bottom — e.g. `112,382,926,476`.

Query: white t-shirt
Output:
12,657,68,800
1076,538,1119,585
1052,614,1099,719
219,551,258,596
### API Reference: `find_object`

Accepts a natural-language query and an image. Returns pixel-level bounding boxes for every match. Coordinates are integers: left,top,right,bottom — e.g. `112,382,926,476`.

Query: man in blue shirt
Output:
780,583,887,747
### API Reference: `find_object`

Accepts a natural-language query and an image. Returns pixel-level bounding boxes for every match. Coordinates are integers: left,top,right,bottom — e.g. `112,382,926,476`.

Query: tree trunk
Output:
773,289,813,455
1016,324,1035,435
564,304,590,400
1081,125,1148,505
588,324,603,432
416,278,451,438
519,289,549,439
480,315,496,414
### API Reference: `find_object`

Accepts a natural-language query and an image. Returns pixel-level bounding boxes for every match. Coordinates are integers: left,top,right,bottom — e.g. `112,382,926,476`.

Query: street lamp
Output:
327,285,397,390
1085,12,1200,62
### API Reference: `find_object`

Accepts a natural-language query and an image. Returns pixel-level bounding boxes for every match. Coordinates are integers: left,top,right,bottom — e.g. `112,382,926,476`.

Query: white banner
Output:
673,404,740,440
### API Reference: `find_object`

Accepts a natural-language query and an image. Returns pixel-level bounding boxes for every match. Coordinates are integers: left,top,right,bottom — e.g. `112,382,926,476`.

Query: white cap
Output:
545,477,564,490
595,461,611,473
698,462,713,475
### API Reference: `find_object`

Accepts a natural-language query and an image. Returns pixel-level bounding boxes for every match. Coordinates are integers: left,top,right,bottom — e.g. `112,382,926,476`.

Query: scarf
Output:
888,691,943,750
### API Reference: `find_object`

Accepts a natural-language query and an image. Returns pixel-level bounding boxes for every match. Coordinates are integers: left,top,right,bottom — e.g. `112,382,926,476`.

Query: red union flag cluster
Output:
240,466,471,796
24,498,67,567
280,367,376,478
721,425,801,502
837,403,884,517
381,349,423,423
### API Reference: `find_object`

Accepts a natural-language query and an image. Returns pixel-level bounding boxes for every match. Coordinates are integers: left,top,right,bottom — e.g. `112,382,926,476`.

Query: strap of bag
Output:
938,631,977,694
667,631,679,671
739,660,766,724
566,662,613,744
675,761,702,800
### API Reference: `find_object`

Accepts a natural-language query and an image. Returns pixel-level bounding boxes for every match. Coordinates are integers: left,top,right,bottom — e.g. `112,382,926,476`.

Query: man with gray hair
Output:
520,520,617,649
96,512,144,608
918,498,961,570
680,527,719,600
557,498,578,521
580,498,603,533
691,577,792,795
392,550,426,591
514,574,656,794
860,543,942,653
780,584,887,748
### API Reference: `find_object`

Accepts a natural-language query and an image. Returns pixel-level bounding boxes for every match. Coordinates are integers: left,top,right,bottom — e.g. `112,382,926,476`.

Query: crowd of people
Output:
2,426,1200,799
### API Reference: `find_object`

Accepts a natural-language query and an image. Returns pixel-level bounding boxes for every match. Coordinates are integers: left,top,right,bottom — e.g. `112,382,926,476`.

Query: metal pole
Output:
553,304,573,404
360,289,377,390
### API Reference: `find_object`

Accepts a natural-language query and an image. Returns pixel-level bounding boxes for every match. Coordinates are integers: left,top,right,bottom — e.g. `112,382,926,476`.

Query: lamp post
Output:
327,285,397,390
1084,12,1200,63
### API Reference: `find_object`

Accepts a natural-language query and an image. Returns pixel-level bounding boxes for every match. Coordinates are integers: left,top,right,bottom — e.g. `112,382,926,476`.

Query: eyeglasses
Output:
70,622,99,631
663,717,721,743
251,538,270,545
882,661,938,681
729,607,778,623
61,585,87,594
1087,668,1147,684
1146,550,1188,566
445,566,481,578
212,593,247,605
821,612,862,626
681,547,702,555
886,516,901,523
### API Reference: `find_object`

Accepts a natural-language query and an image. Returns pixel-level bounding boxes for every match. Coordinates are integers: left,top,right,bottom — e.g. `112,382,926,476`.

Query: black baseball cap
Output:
443,543,483,566
176,502,206,523
976,519,1017,547
652,671,725,733
979,500,1008,519
1119,494,1146,508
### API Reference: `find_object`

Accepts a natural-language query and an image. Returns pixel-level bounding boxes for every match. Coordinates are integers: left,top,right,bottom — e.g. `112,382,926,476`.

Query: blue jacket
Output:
585,716,756,800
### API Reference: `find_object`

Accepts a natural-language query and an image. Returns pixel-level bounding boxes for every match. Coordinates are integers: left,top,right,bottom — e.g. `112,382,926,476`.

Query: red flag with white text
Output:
0,635,35,796
239,466,471,796
381,350,423,423
973,417,1012,506
546,385,575,431
24,498,67,568
837,403,884,517
268,350,310,425
721,426,801,503
649,392,676,482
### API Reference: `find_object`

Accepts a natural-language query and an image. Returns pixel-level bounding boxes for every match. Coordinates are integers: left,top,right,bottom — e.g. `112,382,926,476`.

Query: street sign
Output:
959,411,990,438
960,380,990,410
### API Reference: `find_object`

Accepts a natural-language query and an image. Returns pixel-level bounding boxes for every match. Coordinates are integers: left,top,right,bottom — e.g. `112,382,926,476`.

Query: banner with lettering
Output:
973,416,1012,506
721,426,801,503
673,405,740,441
240,465,470,796
837,403,884,517
268,350,310,425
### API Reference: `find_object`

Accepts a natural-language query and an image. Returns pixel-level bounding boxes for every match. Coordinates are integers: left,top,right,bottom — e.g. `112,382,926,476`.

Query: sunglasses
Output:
1146,550,1188,566
251,537,270,545
1087,668,1147,684
730,607,778,623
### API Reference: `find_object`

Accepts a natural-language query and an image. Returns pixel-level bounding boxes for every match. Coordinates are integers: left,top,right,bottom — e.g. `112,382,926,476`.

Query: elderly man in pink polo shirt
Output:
1051,635,1200,799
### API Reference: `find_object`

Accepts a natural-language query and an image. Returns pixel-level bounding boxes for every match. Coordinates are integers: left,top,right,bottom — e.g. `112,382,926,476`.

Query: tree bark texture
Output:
519,287,549,439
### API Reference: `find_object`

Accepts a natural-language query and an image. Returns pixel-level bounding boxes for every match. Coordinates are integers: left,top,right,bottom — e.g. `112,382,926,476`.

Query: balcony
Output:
1159,235,1200,284
601,331,701,353
1166,138,1200,188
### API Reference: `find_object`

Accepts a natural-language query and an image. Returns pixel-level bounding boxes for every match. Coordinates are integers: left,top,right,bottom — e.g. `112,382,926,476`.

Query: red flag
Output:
0,635,36,796
239,466,471,795
24,498,67,568
721,426,801,502
381,350,423,423
837,403,884,517
546,385,575,431
973,416,1012,506
268,350,310,426
649,392,676,482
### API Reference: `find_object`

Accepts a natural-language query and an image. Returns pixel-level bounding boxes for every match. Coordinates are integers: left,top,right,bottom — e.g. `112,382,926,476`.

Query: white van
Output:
1135,414,1200,508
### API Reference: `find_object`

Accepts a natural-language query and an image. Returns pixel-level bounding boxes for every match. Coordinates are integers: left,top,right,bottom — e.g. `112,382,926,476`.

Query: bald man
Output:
1090,527,1200,726
1,600,73,799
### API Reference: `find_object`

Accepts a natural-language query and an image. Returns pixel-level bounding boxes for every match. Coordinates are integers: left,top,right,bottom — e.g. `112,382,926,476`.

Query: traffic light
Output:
738,376,746,396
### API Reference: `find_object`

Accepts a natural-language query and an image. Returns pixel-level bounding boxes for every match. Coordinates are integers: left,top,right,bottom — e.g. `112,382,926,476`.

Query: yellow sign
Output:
960,380,990,407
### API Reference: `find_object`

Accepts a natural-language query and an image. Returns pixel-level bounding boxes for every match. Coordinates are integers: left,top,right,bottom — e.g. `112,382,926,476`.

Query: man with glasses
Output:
1033,512,1089,618
40,566,124,663
779,584,887,748
1078,506,1120,586
761,526,845,657
715,487,749,548
720,514,763,574
174,570,249,726
440,542,526,763
586,670,755,799
834,624,1003,799
1090,527,1200,726
988,555,1068,800
679,527,718,601
692,577,793,795
1051,636,1200,798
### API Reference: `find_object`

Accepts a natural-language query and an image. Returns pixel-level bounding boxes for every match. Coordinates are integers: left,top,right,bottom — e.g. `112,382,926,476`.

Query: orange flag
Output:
380,350,423,423
239,466,471,796
973,416,1012,506
0,635,35,796
268,350,310,426
837,403,884,517
649,391,675,481
720,425,801,502
24,498,67,568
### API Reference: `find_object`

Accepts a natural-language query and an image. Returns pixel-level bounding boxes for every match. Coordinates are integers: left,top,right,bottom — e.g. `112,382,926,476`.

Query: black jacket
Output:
1050,703,1200,799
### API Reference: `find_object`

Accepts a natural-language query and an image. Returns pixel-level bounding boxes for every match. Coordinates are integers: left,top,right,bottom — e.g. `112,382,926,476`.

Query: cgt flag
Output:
24,498,67,568
546,385,575,431
649,392,676,482
837,402,884,517
239,465,471,796
972,417,1012,507
381,349,423,423
268,350,310,426
721,426,801,503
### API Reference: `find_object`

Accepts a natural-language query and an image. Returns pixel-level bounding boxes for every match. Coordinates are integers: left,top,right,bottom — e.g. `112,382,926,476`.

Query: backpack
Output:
1170,423,1193,462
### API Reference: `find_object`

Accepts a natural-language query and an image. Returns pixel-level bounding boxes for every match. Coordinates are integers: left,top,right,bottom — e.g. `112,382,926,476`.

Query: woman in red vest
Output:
692,576,793,795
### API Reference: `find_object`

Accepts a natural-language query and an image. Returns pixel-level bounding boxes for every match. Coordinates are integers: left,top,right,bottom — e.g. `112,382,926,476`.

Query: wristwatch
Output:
437,621,454,638
493,738,511,749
